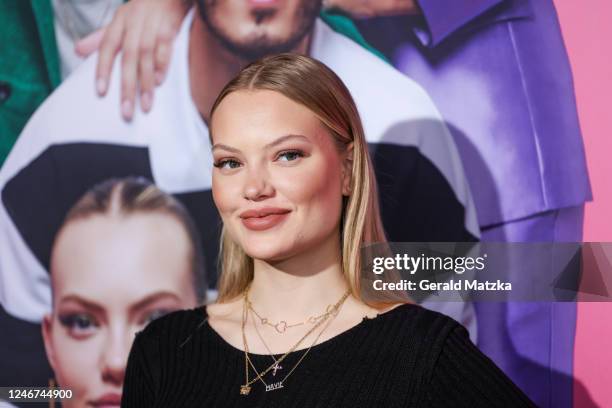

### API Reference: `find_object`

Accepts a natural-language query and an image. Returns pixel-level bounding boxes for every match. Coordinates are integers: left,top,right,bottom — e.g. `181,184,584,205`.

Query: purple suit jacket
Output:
358,0,592,227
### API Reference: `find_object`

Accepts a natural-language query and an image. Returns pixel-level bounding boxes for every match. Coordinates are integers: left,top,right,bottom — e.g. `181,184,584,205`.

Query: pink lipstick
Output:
239,207,291,231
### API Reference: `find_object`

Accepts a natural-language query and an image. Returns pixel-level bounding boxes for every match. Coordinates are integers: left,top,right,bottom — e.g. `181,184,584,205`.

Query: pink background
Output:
553,0,612,406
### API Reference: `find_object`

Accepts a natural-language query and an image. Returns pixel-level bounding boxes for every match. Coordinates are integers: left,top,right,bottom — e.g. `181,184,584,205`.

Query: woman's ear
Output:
342,142,354,196
42,314,57,372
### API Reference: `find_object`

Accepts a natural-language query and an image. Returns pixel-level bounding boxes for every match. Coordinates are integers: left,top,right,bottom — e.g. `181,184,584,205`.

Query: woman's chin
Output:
243,243,295,263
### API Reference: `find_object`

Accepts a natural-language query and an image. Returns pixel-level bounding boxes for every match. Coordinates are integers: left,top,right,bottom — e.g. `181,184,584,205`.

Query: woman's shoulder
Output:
364,303,474,382
135,300,243,348
135,306,209,348
374,302,462,329
370,302,467,348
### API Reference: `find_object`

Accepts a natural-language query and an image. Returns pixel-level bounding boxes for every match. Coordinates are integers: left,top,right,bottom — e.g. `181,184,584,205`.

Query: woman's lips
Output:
240,208,291,231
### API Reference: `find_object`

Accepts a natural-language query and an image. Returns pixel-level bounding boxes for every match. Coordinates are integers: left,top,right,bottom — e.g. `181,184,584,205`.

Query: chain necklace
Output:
240,289,350,395
250,308,284,376
247,297,343,377
247,299,332,334
245,304,338,392
54,0,114,42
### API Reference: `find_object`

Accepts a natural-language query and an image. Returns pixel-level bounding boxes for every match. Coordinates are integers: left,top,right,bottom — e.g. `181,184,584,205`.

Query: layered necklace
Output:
239,288,350,395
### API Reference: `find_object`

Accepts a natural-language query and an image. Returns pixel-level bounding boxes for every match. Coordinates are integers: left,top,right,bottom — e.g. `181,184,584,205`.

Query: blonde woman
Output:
121,54,534,407
42,177,205,407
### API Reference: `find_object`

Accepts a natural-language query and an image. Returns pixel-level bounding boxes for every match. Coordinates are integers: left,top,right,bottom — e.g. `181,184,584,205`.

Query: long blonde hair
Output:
210,53,402,307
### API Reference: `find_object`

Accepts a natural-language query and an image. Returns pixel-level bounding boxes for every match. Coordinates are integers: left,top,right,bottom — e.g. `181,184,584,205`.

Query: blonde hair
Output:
210,53,405,307
53,177,207,302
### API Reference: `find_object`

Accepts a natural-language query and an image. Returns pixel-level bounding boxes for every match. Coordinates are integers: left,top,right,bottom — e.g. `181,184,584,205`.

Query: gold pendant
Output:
240,385,251,395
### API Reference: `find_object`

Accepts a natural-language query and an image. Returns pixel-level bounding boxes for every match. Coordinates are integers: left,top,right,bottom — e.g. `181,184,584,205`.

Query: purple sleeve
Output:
415,0,505,46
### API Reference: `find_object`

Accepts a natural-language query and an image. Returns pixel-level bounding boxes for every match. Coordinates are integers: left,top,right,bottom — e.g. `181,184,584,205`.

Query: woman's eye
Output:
59,313,99,337
214,159,241,169
277,150,303,162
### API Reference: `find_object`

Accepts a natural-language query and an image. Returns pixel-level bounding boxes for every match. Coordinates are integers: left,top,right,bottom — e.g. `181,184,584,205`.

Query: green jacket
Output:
0,1,60,165
0,1,383,166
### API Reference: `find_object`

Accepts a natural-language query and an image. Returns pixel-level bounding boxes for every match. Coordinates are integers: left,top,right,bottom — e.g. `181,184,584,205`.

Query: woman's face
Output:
211,89,352,262
43,213,198,408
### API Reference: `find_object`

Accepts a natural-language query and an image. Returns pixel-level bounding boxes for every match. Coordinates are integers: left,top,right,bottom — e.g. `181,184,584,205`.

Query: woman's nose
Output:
243,166,274,201
100,328,131,386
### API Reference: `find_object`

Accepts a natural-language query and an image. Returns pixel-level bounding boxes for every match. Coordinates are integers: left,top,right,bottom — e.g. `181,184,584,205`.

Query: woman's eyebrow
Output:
264,134,311,149
58,294,104,313
212,134,311,153
211,143,241,153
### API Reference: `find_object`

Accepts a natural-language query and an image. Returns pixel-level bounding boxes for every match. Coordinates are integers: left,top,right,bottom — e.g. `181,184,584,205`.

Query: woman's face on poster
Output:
43,212,198,407
211,89,351,262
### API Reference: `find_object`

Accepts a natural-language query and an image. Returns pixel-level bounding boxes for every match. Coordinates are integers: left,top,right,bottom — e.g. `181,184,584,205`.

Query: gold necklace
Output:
240,289,350,395
244,304,338,392
241,293,347,394
247,297,342,378
250,307,284,376
247,300,332,334
240,292,334,394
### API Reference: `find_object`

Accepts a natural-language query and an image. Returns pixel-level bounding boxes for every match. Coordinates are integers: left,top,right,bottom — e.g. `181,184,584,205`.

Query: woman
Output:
121,54,534,407
42,177,205,407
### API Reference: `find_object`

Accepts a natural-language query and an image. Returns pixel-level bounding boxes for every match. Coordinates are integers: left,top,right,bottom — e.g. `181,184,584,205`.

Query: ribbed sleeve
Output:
427,325,537,407
121,332,155,407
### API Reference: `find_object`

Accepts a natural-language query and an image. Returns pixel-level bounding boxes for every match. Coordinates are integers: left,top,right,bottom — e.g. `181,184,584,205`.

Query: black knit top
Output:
121,303,535,407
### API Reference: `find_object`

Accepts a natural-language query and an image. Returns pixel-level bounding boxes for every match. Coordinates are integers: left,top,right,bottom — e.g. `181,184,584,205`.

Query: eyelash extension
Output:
213,150,306,168
276,149,305,160
213,159,241,168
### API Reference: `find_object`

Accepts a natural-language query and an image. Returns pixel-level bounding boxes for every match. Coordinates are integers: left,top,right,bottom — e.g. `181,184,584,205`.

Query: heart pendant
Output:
275,321,287,333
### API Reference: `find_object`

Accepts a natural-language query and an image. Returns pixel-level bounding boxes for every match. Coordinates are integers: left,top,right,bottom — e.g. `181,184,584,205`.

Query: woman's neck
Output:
248,233,349,323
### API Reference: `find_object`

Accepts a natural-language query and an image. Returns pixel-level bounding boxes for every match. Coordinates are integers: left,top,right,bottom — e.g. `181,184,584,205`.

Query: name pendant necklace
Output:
240,289,349,395
249,299,339,391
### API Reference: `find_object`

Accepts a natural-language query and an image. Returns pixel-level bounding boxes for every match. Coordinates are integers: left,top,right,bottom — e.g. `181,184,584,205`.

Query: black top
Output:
121,304,535,407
